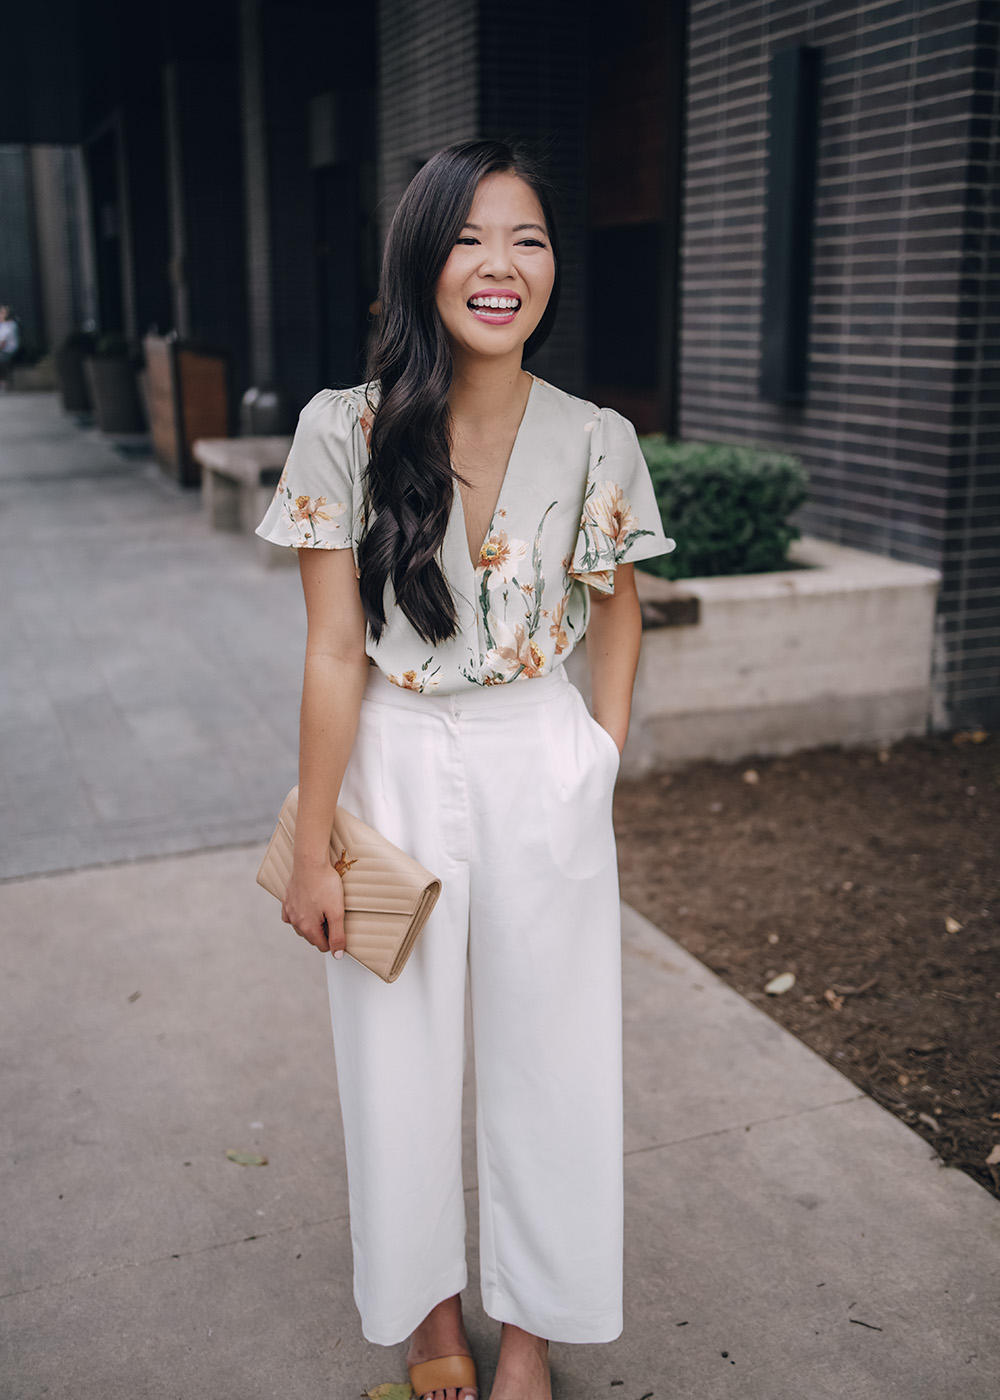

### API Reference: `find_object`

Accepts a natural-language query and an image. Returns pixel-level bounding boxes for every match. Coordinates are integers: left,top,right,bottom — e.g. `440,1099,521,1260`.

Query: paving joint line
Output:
0,837,273,887
623,1091,870,1158
0,1209,351,1303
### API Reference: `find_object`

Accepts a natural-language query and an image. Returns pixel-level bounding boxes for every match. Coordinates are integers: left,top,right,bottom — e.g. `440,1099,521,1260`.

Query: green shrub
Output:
637,436,809,580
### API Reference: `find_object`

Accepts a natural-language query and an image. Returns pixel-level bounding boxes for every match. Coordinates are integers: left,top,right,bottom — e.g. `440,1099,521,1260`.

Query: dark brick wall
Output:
681,0,1000,728
944,11,999,726
378,0,479,236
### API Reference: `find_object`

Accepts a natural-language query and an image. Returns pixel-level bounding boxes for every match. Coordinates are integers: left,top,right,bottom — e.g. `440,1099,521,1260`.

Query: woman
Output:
257,140,674,1400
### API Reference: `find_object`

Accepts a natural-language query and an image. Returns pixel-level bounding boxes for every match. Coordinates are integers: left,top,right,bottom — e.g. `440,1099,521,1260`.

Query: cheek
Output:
528,262,556,319
434,291,460,336
436,259,472,319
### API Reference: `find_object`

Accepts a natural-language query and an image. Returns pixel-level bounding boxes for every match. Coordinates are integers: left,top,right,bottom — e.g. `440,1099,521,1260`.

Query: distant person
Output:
0,306,20,390
256,141,675,1400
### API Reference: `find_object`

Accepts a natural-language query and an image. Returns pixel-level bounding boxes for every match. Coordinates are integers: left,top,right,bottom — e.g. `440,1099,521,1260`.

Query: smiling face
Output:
434,171,556,369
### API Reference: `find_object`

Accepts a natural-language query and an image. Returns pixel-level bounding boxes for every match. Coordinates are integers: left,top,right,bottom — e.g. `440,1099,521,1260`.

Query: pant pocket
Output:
540,686,618,879
585,708,622,773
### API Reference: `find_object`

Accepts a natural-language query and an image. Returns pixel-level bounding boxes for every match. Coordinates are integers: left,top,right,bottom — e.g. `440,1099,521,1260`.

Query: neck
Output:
447,350,531,426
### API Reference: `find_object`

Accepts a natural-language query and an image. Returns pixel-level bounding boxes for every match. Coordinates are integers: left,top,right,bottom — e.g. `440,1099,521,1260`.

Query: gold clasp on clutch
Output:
334,849,357,877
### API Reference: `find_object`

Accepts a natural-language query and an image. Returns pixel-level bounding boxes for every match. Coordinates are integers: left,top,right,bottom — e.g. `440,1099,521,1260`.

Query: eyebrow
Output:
461,222,548,235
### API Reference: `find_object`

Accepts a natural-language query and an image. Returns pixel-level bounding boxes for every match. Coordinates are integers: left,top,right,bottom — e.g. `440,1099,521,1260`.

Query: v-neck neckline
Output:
453,374,539,573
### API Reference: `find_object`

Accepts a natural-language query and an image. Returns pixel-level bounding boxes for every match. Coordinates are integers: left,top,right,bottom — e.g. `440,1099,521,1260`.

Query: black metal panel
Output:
759,44,821,406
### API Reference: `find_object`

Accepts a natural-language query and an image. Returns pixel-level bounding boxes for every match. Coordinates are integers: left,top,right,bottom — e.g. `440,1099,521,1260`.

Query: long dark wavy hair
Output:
358,139,561,644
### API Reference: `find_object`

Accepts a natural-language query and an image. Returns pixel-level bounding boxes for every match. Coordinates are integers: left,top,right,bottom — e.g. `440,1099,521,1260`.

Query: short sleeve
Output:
255,388,368,549
569,406,676,594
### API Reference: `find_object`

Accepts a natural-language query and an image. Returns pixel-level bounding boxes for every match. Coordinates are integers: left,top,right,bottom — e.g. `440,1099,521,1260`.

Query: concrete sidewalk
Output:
0,393,305,881
3,852,997,1399
2,394,998,1398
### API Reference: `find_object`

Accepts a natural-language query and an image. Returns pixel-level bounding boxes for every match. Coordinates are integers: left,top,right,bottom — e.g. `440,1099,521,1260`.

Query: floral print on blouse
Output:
256,376,675,694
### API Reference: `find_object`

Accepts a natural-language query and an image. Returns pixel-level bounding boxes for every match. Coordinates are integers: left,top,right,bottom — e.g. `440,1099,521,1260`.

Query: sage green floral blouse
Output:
255,375,675,693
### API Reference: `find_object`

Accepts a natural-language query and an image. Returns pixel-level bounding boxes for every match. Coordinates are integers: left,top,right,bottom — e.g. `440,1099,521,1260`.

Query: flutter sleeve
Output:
569,405,676,594
255,388,369,549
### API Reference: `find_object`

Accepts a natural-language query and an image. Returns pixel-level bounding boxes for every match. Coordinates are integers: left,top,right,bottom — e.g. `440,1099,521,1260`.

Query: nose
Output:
477,235,515,280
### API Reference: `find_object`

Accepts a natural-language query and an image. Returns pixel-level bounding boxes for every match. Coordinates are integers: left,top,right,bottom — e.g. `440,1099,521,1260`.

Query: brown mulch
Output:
613,729,1000,1199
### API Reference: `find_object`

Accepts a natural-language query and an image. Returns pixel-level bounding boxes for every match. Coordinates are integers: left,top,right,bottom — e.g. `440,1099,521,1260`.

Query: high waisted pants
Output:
325,665,624,1347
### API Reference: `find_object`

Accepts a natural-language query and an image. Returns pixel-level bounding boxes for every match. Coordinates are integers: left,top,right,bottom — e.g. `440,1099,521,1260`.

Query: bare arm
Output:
584,562,642,755
281,547,370,956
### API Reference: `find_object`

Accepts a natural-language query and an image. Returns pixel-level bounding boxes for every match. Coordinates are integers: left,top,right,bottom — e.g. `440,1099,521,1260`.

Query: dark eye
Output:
517,238,546,248
456,236,479,245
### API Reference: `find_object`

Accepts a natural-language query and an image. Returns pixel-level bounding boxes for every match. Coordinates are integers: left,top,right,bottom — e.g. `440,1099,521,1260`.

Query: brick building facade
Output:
0,0,996,727
680,0,999,728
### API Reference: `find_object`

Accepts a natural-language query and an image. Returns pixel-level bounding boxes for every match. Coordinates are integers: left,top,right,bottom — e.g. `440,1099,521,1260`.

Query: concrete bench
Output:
192,436,293,565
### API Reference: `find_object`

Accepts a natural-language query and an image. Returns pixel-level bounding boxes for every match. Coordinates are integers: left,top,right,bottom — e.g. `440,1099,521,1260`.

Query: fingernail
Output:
333,949,344,959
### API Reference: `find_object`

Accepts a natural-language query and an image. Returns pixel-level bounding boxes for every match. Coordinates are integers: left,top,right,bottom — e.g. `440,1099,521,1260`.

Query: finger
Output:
294,921,330,952
325,915,347,961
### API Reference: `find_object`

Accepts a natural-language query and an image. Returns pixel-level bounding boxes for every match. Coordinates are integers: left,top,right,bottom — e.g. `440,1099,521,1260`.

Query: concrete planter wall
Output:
567,535,942,776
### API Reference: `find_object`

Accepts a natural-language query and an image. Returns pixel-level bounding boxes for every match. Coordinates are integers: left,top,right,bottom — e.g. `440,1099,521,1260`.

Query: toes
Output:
417,1380,476,1399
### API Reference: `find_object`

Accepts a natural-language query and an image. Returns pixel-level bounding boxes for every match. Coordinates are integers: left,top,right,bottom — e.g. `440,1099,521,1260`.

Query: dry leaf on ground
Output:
224,1149,268,1166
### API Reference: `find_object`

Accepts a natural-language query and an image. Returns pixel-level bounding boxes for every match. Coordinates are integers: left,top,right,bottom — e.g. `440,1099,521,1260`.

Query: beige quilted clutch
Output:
256,787,442,983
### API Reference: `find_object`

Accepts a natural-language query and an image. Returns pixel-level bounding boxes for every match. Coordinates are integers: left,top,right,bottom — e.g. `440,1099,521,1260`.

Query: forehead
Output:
464,172,547,230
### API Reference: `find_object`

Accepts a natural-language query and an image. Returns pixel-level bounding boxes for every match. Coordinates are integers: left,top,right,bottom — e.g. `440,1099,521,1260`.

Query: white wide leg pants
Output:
326,665,624,1346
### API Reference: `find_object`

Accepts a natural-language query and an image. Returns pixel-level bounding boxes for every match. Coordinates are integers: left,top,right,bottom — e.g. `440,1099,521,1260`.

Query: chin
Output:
456,322,538,360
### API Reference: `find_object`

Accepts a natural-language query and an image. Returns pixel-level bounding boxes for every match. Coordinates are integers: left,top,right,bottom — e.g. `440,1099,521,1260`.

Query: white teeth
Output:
470,295,519,310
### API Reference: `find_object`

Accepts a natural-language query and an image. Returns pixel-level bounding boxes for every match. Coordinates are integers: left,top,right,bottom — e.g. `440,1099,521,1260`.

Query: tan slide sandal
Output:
408,1352,478,1398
